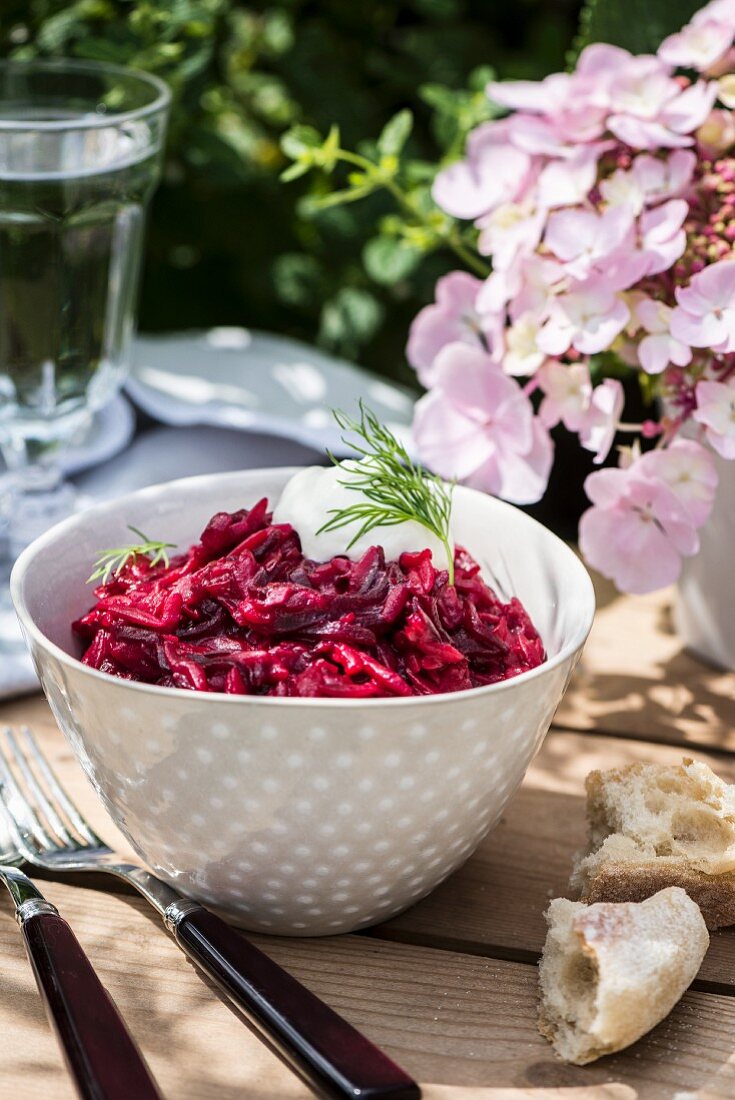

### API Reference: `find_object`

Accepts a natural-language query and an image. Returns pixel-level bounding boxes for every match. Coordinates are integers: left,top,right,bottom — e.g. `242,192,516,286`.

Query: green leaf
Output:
280,124,322,160
303,185,375,211
320,288,385,350
74,38,135,63
574,0,702,57
376,109,413,157
363,236,421,286
272,253,323,308
321,123,341,171
468,65,495,93
280,160,311,182
36,6,85,51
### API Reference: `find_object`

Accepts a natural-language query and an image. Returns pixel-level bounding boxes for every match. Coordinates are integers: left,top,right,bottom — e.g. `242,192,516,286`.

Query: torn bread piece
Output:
538,887,708,1065
570,758,735,929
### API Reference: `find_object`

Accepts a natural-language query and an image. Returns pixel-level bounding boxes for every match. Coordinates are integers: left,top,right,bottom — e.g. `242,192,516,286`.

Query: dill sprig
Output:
88,526,177,585
317,402,455,583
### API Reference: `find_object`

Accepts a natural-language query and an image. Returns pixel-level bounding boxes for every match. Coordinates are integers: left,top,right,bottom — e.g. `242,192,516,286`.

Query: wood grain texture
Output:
556,571,735,750
1,879,734,1100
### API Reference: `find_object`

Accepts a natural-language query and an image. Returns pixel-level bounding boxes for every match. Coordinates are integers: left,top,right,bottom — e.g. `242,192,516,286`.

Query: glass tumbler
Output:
0,59,170,565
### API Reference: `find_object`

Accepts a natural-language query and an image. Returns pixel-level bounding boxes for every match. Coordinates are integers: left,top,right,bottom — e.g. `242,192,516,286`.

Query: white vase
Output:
674,449,735,671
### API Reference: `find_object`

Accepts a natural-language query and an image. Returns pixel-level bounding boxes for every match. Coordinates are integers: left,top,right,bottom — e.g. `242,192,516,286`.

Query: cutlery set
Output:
0,726,420,1100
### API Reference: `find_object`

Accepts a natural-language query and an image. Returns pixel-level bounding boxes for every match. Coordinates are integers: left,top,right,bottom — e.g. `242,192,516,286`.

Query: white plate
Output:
126,328,415,453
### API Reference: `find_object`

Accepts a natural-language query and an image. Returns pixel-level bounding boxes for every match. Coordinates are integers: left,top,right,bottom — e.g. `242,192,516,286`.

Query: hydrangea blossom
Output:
579,441,717,592
412,343,554,505
410,0,735,594
407,271,493,387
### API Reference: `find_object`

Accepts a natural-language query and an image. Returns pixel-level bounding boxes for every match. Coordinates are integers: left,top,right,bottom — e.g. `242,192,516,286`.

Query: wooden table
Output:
2,572,735,1100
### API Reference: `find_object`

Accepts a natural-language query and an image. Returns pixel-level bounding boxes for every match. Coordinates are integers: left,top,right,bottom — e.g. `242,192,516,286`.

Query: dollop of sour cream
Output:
273,463,454,566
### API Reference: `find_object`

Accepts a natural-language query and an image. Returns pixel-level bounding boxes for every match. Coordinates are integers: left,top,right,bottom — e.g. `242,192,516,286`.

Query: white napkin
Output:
128,328,414,452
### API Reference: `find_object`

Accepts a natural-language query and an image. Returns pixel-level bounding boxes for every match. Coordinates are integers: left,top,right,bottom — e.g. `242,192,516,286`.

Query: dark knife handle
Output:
21,907,160,1100
169,903,420,1100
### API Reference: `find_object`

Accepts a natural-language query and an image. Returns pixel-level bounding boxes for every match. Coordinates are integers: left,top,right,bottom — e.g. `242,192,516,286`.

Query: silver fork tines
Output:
0,726,110,868
0,726,180,915
19,727,100,847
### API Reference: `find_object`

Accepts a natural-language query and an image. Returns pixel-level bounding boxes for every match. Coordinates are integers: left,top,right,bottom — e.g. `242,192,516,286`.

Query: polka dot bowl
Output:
12,468,594,936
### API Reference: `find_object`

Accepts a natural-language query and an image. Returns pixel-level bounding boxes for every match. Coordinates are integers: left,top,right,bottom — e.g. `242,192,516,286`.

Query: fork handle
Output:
21,906,160,1100
170,904,420,1100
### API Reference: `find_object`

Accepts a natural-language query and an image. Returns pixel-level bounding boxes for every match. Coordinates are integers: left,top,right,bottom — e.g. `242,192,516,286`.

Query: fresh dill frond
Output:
317,402,455,583
87,525,177,585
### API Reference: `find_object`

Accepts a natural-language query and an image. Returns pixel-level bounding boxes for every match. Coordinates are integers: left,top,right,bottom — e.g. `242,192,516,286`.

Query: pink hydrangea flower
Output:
635,298,692,373
537,280,630,356
579,378,625,463
691,0,735,28
600,150,696,213
537,361,593,431
659,19,735,72
407,271,496,387
579,459,700,593
693,376,735,457
476,201,545,268
670,259,735,352
412,343,553,504
635,149,697,202
697,107,735,152
431,122,533,220
607,64,717,148
405,8,734,596
476,253,564,315
505,114,575,158
535,144,610,208
502,312,548,377
544,205,634,282
487,72,574,114
637,440,718,526
489,45,616,142
639,199,688,275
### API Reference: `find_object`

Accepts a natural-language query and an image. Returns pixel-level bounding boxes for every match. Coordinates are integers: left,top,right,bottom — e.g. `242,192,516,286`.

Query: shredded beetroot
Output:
74,499,545,697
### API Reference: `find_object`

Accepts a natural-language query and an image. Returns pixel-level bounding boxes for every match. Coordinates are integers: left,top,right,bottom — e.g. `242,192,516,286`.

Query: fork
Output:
0,726,421,1100
0,816,160,1099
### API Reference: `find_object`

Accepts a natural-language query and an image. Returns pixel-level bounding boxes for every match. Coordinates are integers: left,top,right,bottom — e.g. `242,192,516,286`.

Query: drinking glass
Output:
0,59,170,567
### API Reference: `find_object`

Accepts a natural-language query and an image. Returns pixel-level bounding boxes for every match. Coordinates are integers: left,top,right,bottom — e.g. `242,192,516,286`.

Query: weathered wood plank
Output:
556,570,735,751
1,879,733,1100
383,730,735,989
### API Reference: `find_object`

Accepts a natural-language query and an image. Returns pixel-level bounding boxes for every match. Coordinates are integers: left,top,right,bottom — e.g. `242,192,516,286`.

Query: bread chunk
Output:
538,887,708,1064
570,758,735,928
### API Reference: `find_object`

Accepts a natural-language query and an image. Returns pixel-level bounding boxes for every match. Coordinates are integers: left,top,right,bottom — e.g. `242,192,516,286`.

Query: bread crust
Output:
580,861,735,929
571,758,735,929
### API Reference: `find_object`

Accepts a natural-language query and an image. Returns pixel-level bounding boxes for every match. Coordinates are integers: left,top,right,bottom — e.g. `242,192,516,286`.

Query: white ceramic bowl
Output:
12,469,595,936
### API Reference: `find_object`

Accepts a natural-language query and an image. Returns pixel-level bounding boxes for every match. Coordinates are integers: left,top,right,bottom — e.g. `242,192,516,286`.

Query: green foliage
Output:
278,115,491,282
0,0,579,383
377,110,414,158
573,0,702,58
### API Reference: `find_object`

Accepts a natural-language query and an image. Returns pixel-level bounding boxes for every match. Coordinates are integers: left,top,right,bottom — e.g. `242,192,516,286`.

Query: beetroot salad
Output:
74,499,545,698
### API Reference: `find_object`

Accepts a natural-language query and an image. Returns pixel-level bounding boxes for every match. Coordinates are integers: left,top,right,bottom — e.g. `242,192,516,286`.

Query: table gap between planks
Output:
1,569,734,1100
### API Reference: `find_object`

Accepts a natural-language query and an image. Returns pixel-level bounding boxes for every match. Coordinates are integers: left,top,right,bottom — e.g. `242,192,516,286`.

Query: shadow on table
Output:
561,596,735,751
